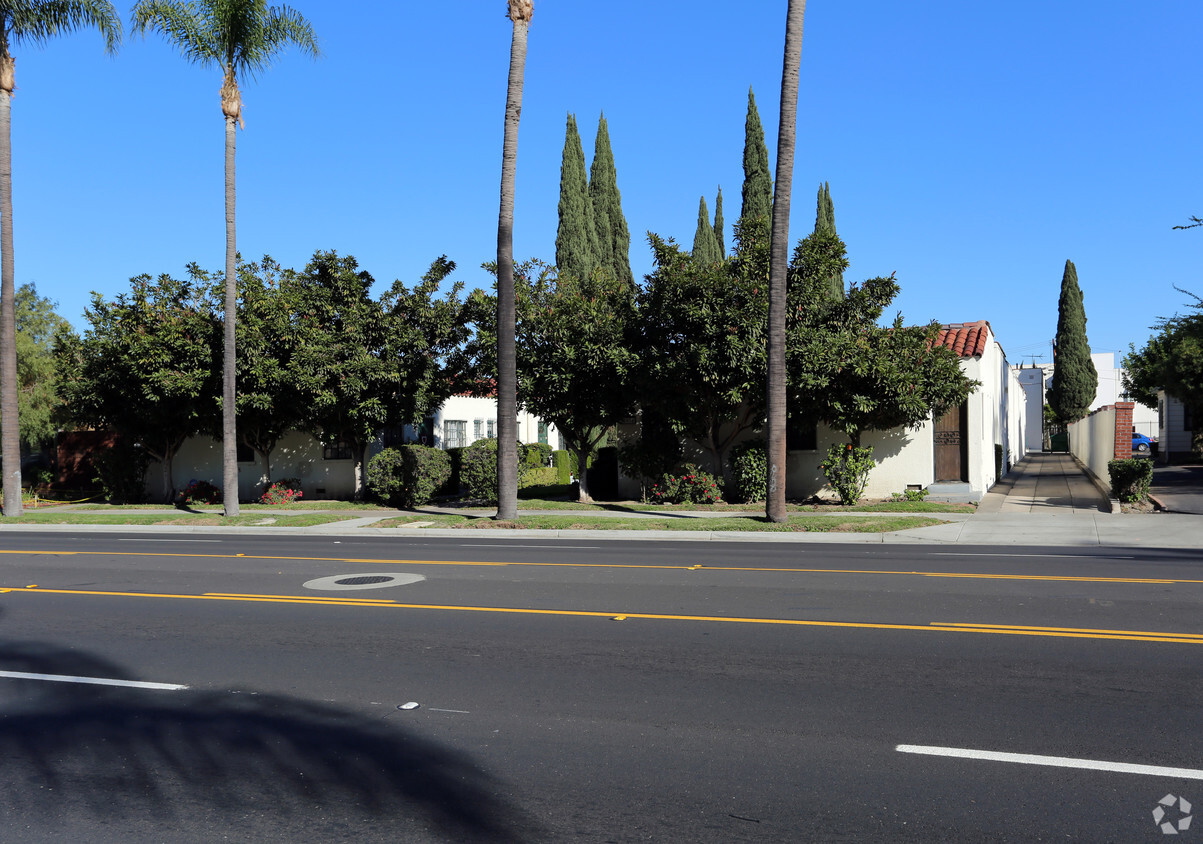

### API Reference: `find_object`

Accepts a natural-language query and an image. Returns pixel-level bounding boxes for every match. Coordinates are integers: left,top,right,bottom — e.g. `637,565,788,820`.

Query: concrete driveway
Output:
1150,463,1203,515
976,452,1110,514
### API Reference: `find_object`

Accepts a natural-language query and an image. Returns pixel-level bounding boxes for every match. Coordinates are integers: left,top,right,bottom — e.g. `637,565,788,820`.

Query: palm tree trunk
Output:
765,0,807,524
0,56,20,517
495,1,532,521
222,112,240,516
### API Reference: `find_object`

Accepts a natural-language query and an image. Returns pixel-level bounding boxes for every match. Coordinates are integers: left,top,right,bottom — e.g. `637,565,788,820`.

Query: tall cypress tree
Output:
813,182,844,300
739,88,772,229
1047,259,1098,422
692,196,721,265
713,187,725,257
555,113,597,281
588,113,632,284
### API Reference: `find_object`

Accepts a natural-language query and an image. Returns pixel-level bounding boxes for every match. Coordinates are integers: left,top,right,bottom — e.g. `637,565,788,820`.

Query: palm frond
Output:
131,0,317,80
131,0,218,66
3,0,122,53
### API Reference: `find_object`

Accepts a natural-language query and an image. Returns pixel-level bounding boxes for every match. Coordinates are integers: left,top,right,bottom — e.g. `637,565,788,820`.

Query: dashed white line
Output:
0,670,187,690
896,745,1203,780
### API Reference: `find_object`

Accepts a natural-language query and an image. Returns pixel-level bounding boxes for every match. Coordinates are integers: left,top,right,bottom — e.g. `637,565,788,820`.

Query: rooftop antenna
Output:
1022,354,1045,367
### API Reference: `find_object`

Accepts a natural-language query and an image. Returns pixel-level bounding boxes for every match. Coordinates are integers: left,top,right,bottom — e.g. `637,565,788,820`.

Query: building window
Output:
236,443,255,463
787,417,818,451
474,419,483,441
445,421,467,450
323,440,353,460
487,419,495,439
538,421,548,445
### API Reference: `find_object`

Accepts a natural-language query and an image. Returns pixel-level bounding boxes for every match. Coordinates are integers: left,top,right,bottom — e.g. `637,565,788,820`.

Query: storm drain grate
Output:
334,575,393,586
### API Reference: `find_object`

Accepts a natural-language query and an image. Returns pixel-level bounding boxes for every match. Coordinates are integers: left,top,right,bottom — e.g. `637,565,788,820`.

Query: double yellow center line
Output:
2,585,1200,645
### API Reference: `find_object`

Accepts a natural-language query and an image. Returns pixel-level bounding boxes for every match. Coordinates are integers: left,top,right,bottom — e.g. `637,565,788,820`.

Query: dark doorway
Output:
934,402,969,482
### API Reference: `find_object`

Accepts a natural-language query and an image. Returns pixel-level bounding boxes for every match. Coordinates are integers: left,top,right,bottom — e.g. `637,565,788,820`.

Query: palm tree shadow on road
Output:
0,629,539,842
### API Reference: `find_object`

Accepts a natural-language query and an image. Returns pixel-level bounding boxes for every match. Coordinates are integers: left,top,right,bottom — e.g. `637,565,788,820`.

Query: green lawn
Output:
368,513,947,533
8,512,360,527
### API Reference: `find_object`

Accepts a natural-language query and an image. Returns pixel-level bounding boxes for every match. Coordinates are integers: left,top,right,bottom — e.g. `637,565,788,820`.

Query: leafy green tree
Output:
133,0,320,517
786,240,976,447
554,113,598,282
588,113,632,285
1047,259,1098,423
495,0,533,520
228,256,305,489
765,0,807,522
54,270,220,502
691,195,722,266
739,88,772,229
1123,288,1203,448
516,262,638,502
0,0,120,516
289,251,470,500
14,283,70,452
638,232,767,477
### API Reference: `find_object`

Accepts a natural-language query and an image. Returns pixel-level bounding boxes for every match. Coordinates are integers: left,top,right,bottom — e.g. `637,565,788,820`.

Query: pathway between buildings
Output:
976,452,1109,515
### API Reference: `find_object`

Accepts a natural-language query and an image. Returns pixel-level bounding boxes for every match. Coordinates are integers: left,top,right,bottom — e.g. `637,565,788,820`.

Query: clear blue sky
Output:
12,1,1203,369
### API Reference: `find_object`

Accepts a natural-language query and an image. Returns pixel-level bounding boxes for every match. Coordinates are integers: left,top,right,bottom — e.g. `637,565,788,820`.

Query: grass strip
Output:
368,514,946,533
5,513,360,527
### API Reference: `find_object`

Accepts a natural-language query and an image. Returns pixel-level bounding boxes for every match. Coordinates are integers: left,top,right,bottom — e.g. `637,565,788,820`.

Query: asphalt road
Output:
0,532,1199,842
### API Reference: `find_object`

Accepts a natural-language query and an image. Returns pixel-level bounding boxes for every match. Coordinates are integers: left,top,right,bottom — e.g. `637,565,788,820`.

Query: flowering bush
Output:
176,479,221,506
650,464,724,505
819,442,875,505
260,479,304,505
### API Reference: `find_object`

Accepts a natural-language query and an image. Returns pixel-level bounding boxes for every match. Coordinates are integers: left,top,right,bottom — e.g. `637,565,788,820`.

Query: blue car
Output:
1132,432,1153,455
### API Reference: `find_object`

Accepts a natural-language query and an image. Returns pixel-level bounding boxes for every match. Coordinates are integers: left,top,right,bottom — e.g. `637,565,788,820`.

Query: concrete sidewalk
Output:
976,453,1110,515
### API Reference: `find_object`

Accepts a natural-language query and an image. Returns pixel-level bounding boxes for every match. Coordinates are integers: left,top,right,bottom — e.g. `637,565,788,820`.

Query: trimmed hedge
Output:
366,445,451,508
552,450,572,485
524,442,553,468
460,439,529,502
520,467,558,488
1108,458,1153,503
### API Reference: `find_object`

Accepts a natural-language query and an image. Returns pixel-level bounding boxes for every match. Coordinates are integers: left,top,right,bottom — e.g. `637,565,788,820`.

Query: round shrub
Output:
728,439,767,503
459,439,529,503
366,445,451,508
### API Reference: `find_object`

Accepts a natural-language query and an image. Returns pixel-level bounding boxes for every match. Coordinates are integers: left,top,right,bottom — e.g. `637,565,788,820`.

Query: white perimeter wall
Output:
1068,405,1116,487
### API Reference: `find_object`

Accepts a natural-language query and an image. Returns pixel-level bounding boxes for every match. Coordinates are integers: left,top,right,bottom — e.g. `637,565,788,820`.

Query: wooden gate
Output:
933,402,968,482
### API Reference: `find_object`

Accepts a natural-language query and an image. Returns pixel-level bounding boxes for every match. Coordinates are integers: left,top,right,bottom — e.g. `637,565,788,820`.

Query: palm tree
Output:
495,0,532,521
133,0,318,517
765,0,806,523
0,1,120,518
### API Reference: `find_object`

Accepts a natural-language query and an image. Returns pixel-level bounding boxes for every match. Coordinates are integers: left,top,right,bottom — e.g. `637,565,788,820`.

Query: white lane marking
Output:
427,708,470,714
459,544,600,549
117,539,220,543
0,670,188,690
931,553,1136,560
896,745,1203,780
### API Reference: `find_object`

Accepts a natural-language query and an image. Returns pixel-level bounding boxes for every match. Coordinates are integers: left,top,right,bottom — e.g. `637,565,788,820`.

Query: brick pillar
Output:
1114,402,1134,459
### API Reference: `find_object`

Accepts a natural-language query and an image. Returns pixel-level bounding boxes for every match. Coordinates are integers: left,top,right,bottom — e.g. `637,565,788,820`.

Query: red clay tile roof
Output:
934,321,992,358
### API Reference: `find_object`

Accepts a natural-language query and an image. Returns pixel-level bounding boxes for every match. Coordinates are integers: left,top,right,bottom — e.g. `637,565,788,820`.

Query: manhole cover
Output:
303,573,426,591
